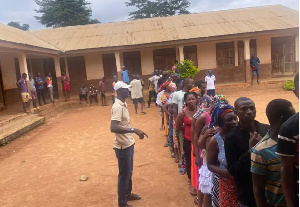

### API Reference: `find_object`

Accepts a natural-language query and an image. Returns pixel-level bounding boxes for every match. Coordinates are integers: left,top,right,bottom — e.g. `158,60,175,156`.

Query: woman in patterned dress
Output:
207,104,239,207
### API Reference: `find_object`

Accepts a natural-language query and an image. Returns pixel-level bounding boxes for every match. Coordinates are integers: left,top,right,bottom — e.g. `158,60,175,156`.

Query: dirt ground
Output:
0,83,298,207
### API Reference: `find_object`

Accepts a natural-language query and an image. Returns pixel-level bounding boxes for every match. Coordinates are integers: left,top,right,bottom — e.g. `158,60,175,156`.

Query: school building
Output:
0,5,298,109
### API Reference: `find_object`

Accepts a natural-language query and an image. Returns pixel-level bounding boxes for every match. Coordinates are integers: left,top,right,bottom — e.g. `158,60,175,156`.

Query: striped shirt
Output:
276,113,299,205
251,132,286,206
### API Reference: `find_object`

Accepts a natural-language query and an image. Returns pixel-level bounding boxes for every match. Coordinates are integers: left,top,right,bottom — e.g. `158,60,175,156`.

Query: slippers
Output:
141,111,146,114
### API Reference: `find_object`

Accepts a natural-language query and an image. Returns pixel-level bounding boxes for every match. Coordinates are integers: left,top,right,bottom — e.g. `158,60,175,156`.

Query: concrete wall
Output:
84,53,104,80
256,36,271,64
140,48,154,75
197,42,216,70
0,54,17,90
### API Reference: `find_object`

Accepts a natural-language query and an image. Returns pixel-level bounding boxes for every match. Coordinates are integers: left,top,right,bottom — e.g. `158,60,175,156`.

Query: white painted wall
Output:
256,36,271,64
0,54,17,90
84,53,104,80
197,42,217,70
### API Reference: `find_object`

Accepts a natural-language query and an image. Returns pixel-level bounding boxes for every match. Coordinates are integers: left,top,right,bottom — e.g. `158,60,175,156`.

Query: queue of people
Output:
17,72,71,113
154,72,299,207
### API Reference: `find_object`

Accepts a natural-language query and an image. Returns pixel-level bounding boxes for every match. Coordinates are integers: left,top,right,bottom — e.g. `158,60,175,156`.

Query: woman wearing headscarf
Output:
161,81,176,146
207,104,239,207
197,95,229,207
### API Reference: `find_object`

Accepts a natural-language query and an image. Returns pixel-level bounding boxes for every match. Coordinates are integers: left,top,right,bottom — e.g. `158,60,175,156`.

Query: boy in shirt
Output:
45,72,54,104
205,70,216,97
251,99,296,206
276,73,299,207
16,73,32,113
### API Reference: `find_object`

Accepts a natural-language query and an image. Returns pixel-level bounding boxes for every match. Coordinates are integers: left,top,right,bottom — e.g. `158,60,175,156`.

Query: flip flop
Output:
141,111,146,114
179,167,186,175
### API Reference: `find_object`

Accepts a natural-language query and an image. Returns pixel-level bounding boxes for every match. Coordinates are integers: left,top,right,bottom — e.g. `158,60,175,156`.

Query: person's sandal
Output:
194,196,198,205
128,193,141,201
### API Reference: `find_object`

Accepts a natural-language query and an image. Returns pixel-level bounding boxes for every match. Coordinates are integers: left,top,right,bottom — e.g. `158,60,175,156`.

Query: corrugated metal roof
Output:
10,5,300,53
0,23,60,51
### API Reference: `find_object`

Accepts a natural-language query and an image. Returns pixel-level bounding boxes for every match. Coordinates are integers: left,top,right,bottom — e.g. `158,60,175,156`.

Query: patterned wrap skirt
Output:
219,175,239,207
211,174,220,207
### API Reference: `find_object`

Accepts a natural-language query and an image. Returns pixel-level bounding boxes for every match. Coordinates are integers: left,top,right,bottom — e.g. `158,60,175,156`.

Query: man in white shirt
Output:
130,75,146,114
149,70,160,92
205,70,216,97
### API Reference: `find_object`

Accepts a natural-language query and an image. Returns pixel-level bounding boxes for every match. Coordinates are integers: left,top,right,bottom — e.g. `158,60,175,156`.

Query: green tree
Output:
7,21,30,31
34,0,100,28
126,0,190,20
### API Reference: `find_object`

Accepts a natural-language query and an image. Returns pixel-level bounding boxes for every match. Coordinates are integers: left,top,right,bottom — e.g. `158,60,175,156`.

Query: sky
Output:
0,0,299,31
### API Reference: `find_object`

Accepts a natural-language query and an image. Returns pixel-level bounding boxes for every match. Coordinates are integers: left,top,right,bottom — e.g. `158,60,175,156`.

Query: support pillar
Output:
64,57,70,78
18,53,31,95
234,41,239,66
175,47,179,61
53,56,64,99
115,52,122,81
178,46,184,62
244,39,251,83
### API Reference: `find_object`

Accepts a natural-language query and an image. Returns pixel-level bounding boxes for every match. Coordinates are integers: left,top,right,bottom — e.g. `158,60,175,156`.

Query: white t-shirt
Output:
205,75,216,90
150,75,160,91
156,90,164,107
172,90,186,113
130,79,143,99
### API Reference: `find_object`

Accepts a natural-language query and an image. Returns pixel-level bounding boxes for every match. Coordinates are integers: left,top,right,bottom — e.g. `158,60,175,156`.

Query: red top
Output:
184,114,192,141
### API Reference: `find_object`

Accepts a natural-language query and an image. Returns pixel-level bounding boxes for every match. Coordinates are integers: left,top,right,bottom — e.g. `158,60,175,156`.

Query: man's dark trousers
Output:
148,91,157,107
37,88,46,105
115,144,134,206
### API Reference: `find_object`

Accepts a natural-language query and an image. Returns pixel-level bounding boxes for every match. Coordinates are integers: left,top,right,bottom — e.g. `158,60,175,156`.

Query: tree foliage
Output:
125,0,190,20
176,60,200,78
34,0,100,28
7,21,30,31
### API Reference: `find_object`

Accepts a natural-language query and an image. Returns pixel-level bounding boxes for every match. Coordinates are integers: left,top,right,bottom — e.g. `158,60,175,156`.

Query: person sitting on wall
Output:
79,84,88,104
250,54,260,85
89,84,98,106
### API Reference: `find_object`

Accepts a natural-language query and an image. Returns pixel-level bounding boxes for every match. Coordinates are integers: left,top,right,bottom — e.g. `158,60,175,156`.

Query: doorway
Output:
123,51,141,75
271,36,295,75
153,48,176,71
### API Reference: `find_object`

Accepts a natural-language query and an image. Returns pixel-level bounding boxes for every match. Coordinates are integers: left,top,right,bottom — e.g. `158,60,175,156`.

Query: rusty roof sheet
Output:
26,5,298,52
0,23,60,51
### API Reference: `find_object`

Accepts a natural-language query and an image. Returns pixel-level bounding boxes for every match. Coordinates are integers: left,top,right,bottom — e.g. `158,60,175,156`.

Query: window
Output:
216,42,235,67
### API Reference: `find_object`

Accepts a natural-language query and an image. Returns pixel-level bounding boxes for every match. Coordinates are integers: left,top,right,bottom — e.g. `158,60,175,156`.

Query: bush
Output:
176,60,200,78
284,80,294,91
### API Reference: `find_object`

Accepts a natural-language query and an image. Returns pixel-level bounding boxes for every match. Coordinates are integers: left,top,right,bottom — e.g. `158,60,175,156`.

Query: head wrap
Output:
212,95,228,105
209,104,235,128
189,86,200,92
160,81,170,90
168,81,177,92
